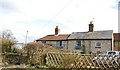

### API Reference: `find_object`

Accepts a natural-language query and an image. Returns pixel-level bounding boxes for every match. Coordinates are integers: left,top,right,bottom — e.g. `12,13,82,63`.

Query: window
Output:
75,40,81,49
42,41,46,43
95,42,101,48
57,41,62,48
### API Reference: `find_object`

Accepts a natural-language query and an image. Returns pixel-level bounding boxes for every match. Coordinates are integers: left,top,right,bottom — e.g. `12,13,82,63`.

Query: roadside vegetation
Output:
0,29,17,53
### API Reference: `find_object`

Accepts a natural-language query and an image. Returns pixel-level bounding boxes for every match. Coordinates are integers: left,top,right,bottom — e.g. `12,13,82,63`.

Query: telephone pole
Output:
25,31,28,45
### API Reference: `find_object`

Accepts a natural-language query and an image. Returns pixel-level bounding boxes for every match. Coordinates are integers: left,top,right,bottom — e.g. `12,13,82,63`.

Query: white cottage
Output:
68,21,113,54
36,21,113,54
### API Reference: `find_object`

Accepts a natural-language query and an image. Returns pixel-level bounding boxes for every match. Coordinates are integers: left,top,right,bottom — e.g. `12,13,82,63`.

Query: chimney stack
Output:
55,26,60,35
89,20,94,32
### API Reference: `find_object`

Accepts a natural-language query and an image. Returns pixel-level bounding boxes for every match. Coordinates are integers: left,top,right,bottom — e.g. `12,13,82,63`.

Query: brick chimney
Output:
89,21,94,32
55,26,60,35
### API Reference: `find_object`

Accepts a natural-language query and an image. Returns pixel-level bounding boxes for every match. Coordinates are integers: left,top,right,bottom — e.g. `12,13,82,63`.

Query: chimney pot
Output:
89,21,94,32
55,26,60,35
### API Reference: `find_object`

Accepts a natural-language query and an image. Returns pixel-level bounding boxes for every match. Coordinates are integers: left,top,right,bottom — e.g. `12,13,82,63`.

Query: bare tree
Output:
0,29,16,53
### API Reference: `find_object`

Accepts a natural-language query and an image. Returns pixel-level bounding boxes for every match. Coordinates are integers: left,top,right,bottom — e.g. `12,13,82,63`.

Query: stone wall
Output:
67,40,112,54
68,40,76,50
39,39,112,54
3,54,28,65
88,40,112,53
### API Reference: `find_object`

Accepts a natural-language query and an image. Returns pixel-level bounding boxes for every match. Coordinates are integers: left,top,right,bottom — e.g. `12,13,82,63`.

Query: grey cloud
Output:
0,0,18,14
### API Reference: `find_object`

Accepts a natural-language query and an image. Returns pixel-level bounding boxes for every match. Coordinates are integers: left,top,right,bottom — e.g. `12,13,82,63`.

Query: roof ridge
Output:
72,30,113,33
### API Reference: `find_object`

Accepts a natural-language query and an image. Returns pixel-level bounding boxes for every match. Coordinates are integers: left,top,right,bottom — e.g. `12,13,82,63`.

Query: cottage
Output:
36,21,113,54
36,26,69,49
68,30,113,54
67,21,113,54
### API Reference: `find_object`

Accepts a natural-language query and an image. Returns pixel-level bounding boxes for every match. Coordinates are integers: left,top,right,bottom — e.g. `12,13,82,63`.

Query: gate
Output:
46,52,120,69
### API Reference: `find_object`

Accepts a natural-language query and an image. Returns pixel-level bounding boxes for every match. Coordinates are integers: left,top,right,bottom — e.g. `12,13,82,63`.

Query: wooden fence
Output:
46,52,120,69
1,52,120,69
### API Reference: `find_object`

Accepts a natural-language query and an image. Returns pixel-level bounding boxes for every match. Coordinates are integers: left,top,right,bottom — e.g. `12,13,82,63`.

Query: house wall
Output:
62,41,68,49
68,40,112,54
38,39,112,54
68,40,76,50
42,41,68,48
46,41,56,46
88,40,112,54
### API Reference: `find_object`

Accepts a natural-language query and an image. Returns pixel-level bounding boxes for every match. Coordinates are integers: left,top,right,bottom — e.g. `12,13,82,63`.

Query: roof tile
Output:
36,34,69,41
68,30,113,40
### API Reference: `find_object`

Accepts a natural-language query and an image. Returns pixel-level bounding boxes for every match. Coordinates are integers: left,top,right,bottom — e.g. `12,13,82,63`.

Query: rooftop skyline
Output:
0,0,119,43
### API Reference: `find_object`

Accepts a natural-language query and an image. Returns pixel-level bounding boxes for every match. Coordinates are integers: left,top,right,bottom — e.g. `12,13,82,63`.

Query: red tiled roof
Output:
36,34,70,41
113,33,120,40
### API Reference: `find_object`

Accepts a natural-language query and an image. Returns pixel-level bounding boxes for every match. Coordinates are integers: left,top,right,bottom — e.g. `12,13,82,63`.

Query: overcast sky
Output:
0,0,119,43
